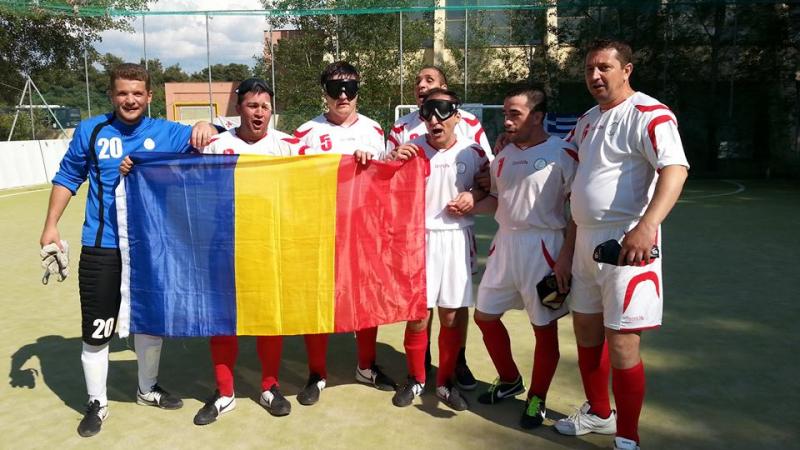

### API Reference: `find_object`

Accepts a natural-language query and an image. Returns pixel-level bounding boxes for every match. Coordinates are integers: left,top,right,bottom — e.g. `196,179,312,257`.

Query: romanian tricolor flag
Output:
116,153,427,337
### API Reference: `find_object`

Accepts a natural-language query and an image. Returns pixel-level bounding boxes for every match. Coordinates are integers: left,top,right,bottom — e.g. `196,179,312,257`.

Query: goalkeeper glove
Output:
41,240,69,285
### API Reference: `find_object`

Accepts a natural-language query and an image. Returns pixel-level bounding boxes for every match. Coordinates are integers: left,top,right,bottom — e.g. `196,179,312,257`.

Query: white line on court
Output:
681,180,745,201
0,187,50,199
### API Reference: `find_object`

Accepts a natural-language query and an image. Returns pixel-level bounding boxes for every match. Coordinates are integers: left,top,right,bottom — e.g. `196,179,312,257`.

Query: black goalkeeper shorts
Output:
79,246,122,345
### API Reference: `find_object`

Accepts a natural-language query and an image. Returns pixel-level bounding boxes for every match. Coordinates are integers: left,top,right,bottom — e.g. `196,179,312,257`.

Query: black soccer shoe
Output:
136,384,183,410
436,382,469,411
259,385,291,417
193,390,236,426
455,361,477,391
297,373,326,406
392,376,425,407
355,364,397,391
520,395,546,429
477,376,525,404
77,400,108,438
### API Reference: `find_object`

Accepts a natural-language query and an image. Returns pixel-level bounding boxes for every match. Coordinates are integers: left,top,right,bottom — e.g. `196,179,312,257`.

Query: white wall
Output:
0,139,69,190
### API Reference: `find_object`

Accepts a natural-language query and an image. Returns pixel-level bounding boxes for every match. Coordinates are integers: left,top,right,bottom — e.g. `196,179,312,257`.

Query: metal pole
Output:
84,48,92,117
335,16,340,60
464,9,468,102
8,80,28,141
29,79,35,141
269,20,276,125
29,75,68,137
399,12,404,105
206,13,214,122
143,14,151,117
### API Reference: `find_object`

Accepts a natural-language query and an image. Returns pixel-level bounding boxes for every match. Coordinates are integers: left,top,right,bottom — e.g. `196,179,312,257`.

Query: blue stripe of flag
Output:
126,152,238,336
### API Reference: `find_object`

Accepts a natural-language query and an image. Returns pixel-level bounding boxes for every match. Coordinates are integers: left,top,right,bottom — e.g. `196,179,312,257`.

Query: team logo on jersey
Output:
607,121,620,136
143,138,156,150
533,158,547,171
456,161,467,174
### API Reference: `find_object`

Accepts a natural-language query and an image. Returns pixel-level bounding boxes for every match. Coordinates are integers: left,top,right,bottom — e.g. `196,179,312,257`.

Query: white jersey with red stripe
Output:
387,108,492,157
286,113,385,157
567,91,689,227
490,136,578,231
201,127,293,156
409,135,490,230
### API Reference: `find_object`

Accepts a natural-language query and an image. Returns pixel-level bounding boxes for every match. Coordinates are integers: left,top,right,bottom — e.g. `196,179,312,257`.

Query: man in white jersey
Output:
387,65,489,390
553,40,689,450
285,61,395,406
193,78,294,424
387,66,491,155
471,87,577,430
388,89,489,411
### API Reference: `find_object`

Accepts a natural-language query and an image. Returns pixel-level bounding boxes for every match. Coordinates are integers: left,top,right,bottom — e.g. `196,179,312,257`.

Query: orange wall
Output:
165,82,238,122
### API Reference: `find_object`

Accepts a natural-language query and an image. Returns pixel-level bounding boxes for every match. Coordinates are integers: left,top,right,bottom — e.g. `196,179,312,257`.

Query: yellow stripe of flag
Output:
234,154,340,335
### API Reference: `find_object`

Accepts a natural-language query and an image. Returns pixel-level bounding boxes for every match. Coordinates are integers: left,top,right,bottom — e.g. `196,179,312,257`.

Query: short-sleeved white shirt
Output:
490,136,578,231
409,135,490,230
202,127,293,156
567,92,690,227
387,108,492,157
287,113,385,157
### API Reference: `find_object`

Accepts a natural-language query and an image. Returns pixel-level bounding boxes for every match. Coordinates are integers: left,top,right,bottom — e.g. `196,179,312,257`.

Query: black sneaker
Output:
392,376,424,407
136,384,183,410
297,373,326,406
454,361,477,391
77,400,108,437
193,390,236,426
259,385,291,417
477,376,525,404
355,364,396,391
520,395,546,429
436,383,469,411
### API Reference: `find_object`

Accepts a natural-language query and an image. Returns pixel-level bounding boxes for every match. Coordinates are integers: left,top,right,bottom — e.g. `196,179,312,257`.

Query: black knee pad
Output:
79,246,122,345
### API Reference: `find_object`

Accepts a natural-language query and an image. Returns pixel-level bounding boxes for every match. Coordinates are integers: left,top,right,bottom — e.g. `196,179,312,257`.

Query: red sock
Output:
256,335,283,391
303,333,329,378
475,318,520,382
436,325,461,386
404,327,428,384
210,335,238,397
356,326,378,369
577,342,611,418
613,361,645,444
529,324,560,399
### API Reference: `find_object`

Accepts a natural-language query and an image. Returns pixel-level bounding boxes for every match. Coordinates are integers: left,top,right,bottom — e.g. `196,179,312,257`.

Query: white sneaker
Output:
614,437,640,450
554,401,617,436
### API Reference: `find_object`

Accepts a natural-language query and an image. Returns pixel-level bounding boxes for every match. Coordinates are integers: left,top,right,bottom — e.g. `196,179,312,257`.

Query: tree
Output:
0,1,148,138
260,0,432,131
190,63,253,82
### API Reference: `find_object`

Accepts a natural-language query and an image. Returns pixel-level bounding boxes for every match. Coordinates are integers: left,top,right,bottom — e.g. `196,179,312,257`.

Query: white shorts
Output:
426,228,474,309
477,228,568,326
570,223,663,331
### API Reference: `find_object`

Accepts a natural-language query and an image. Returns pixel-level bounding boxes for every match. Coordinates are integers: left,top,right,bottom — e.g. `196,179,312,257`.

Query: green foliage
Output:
190,63,254,82
261,0,433,130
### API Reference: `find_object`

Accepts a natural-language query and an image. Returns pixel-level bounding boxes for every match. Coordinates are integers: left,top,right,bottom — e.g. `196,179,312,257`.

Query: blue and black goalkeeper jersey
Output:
52,113,194,249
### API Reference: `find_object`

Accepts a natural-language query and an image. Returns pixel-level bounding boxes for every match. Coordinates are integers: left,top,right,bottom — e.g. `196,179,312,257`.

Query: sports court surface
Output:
1,179,797,449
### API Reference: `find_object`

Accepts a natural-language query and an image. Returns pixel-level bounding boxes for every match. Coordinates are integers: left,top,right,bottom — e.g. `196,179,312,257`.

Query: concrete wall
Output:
0,139,69,190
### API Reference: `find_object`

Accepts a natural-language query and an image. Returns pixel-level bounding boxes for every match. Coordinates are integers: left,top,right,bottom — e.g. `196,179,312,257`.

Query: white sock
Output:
134,334,163,393
81,342,109,406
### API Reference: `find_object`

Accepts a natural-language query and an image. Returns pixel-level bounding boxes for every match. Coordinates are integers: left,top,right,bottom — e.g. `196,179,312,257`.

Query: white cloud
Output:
96,0,267,74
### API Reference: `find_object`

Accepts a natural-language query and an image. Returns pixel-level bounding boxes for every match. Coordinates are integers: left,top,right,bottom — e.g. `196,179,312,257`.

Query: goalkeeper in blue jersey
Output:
39,63,217,437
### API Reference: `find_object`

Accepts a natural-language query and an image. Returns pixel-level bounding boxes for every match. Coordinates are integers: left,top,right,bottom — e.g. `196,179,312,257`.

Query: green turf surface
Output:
1,180,797,449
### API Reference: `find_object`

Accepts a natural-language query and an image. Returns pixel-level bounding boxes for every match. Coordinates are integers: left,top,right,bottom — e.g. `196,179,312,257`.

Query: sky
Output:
96,0,269,74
